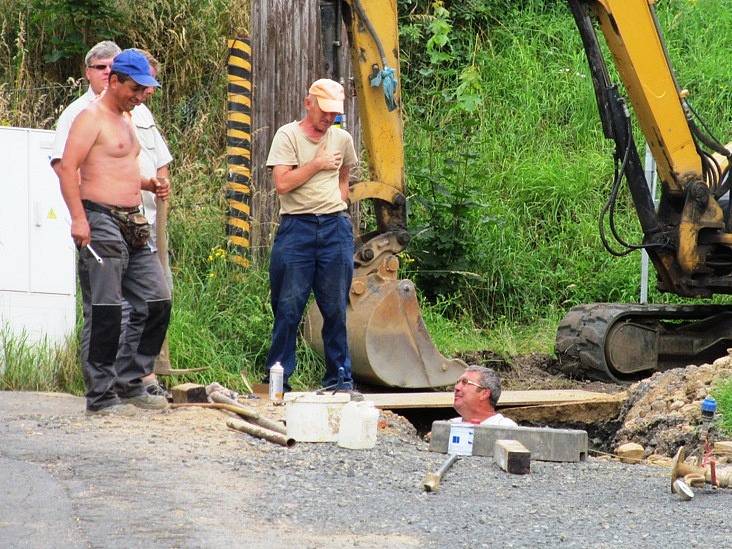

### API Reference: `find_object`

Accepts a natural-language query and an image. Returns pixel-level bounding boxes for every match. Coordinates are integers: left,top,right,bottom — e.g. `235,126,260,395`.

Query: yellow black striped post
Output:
226,36,252,267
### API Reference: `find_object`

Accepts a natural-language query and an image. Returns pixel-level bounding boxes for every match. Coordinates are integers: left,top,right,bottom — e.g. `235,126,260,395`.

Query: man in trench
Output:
452,365,518,427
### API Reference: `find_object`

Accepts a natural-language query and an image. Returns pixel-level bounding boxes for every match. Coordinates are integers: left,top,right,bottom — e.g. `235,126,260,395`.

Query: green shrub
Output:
713,376,732,436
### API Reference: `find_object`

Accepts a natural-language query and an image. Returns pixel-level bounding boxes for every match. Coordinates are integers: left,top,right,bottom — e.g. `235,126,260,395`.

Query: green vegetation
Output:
2,0,732,394
713,377,732,435
0,327,83,393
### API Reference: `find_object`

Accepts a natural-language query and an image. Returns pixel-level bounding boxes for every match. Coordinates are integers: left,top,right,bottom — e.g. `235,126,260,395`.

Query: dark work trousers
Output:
78,207,171,411
265,213,354,390
117,255,172,380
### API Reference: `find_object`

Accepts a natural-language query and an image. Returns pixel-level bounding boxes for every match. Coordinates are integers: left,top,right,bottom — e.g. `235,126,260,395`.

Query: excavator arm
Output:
307,0,732,385
568,0,732,288
558,0,732,381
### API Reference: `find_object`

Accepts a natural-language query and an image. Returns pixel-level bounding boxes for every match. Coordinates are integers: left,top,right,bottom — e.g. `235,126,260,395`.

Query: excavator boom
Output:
309,0,732,385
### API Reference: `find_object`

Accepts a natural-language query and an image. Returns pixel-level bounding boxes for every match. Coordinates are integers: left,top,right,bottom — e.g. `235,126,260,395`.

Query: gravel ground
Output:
1,391,729,548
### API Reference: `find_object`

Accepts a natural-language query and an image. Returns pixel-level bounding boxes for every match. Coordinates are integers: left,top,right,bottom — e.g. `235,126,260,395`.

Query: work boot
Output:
85,403,138,417
144,381,172,401
120,393,169,410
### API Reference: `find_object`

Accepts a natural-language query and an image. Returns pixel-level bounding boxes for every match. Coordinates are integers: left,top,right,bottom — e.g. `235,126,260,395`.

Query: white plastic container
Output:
284,392,351,442
268,362,284,403
337,400,380,449
447,423,475,456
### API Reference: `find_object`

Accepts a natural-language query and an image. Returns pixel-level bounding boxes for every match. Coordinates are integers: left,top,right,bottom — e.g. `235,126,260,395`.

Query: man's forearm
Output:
339,166,351,203
141,177,155,192
274,159,323,194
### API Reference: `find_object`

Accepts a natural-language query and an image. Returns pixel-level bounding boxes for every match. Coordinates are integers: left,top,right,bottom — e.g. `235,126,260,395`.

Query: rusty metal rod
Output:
226,418,295,448
422,454,460,492
208,391,289,434
170,401,287,435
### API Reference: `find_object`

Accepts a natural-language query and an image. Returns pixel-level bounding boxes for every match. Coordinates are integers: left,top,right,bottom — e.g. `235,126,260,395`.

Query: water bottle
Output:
269,362,284,404
701,396,717,421
337,401,379,449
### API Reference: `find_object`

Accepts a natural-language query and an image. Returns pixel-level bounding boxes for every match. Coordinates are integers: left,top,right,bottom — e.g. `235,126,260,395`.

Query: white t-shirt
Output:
51,88,172,248
51,88,96,162
131,104,173,227
450,413,518,428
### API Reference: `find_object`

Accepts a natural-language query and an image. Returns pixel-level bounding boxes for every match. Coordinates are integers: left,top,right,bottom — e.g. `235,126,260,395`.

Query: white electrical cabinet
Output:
0,126,76,348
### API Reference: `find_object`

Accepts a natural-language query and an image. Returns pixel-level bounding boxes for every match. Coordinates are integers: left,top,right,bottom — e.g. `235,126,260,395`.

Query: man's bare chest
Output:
94,116,139,159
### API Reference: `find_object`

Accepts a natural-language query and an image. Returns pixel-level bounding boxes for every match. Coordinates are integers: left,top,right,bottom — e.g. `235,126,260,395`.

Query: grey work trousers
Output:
78,207,171,411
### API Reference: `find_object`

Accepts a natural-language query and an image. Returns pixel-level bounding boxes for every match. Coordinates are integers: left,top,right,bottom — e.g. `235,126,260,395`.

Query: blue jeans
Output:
266,213,354,390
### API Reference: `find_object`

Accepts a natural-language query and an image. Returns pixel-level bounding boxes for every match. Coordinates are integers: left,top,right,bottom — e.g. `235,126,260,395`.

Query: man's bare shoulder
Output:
70,103,103,129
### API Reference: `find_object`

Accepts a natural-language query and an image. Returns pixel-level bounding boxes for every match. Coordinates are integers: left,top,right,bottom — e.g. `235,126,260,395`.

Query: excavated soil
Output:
613,355,732,458
455,350,622,393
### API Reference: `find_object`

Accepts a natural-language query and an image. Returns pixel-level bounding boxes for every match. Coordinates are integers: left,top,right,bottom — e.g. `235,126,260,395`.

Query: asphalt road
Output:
1,390,729,548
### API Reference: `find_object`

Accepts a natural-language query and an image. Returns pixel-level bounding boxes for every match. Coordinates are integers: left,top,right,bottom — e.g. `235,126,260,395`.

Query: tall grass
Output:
0,327,83,393
402,0,732,324
712,376,732,436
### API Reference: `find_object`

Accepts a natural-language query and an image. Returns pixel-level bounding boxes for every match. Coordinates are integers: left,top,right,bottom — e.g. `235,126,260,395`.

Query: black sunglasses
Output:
87,64,111,71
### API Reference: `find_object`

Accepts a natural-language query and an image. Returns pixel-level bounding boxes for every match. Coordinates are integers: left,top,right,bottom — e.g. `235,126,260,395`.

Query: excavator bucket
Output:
304,265,467,388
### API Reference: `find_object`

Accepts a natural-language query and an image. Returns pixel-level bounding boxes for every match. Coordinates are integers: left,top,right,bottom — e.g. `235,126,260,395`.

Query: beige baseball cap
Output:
309,78,345,113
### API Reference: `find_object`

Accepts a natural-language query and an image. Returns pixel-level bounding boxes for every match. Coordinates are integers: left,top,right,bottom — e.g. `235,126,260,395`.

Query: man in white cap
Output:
265,78,358,392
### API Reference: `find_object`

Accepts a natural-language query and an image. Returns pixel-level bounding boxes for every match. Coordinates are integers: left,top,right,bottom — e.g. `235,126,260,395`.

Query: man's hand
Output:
147,176,170,200
70,216,91,248
314,140,342,171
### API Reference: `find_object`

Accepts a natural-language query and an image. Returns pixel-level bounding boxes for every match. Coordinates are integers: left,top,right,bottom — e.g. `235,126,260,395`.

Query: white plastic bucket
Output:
447,423,475,456
284,392,351,442
337,400,380,449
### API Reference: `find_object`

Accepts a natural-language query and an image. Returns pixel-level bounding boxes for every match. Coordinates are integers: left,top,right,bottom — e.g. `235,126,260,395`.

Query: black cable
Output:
687,101,731,158
599,115,668,256
599,179,632,256
703,150,722,193
351,0,388,65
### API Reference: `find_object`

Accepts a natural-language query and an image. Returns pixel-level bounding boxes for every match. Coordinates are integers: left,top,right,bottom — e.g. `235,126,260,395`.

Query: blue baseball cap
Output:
111,49,160,87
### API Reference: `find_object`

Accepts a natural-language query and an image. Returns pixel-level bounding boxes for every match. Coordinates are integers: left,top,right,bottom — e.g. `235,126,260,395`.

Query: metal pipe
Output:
226,418,295,448
422,454,459,492
171,401,287,435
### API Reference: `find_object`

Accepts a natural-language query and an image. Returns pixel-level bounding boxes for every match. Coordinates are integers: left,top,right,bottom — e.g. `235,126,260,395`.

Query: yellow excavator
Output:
307,0,732,386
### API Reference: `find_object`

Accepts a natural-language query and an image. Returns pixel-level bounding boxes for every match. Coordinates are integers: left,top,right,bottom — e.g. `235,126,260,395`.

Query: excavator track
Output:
556,303,732,383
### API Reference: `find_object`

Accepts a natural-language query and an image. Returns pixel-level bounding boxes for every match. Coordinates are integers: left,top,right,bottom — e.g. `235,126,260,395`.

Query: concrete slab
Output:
429,421,588,462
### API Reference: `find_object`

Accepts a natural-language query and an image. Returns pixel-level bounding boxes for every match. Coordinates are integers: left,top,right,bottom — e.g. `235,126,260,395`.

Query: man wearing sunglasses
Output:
453,365,518,427
51,41,121,167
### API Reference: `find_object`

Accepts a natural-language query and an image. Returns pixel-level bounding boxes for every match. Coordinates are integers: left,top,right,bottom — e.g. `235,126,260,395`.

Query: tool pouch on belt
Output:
111,209,150,249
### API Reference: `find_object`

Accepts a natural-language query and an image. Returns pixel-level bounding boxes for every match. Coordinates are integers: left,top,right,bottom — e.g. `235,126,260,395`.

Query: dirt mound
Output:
613,354,732,457
456,350,512,372
457,350,621,394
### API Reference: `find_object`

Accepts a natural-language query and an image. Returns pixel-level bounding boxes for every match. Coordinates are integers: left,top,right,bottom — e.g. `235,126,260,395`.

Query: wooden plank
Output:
494,439,531,474
363,390,622,410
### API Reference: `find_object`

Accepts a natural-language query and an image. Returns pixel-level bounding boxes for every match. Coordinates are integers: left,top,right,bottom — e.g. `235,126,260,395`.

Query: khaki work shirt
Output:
266,121,357,215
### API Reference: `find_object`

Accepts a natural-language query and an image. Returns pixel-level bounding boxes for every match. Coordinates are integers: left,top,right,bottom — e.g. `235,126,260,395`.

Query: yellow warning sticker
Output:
47,208,57,220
